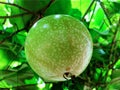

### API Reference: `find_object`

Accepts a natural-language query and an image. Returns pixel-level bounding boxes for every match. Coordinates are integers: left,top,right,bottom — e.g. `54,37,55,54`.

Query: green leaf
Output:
112,2,120,14
71,0,91,16
105,77,120,90
0,64,37,88
13,85,39,90
44,0,71,15
0,49,14,70
0,0,7,24
90,29,101,42
89,6,105,29
25,77,38,85
69,9,82,19
94,68,103,81
114,59,120,69
9,5,25,29
98,37,109,45
93,48,105,62
111,69,120,79
15,0,50,27
116,27,120,48
13,31,27,45
0,24,4,30
0,80,11,88
15,0,50,12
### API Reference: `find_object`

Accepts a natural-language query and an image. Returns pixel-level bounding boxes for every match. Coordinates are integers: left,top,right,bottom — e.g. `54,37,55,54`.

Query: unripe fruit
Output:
25,14,93,82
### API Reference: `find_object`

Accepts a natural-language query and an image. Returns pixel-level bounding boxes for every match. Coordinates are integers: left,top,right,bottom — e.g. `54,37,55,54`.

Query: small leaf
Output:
93,48,105,62
105,77,120,90
13,31,27,45
111,69,120,79
69,9,82,19
44,0,71,15
0,0,7,24
89,6,105,29
113,59,120,69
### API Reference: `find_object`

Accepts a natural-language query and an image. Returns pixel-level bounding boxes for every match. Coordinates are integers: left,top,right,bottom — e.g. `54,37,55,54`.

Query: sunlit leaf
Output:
111,69,120,79
71,0,91,16
89,3,105,29
0,49,14,70
114,59,120,69
12,31,27,45
9,5,25,29
69,9,82,19
0,0,7,24
0,64,37,88
93,48,105,62
44,0,71,15
105,77,120,90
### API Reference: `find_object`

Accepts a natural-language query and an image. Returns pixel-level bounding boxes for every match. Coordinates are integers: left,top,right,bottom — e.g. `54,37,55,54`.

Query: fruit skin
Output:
25,14,93,82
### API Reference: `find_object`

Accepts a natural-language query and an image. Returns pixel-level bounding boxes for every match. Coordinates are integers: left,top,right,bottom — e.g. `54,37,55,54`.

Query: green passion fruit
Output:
25,14,93,82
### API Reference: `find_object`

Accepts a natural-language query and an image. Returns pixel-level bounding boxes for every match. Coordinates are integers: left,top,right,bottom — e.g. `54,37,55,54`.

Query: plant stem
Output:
0,13,31,18
99,1,112,25
0,1,35,14
0,28,25,44
81,0,95,21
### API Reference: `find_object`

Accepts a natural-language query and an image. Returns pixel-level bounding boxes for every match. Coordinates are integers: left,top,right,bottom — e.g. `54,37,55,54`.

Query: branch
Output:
0,1,35,14
89,1,97,23
12,83,38,89
0,28,25,44
81,0,95,21
109,18,120,67
99,1,112,26
0,0,55,44
26,0,56,30
103,18,120,82
40,0,55,14
0,13,31,19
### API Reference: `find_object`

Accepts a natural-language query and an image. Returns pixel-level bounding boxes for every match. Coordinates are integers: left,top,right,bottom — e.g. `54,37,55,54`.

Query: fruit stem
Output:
63,72,75,81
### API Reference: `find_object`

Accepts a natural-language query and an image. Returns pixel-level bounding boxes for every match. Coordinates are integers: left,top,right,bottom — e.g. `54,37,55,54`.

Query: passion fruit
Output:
25,14,93,82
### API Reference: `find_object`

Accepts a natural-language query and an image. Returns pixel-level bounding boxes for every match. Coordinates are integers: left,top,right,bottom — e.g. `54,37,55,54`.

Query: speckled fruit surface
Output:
25,14,93,82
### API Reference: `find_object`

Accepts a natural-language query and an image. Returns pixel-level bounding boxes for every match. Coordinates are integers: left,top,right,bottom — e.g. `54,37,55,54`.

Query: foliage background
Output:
0,0,120,90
